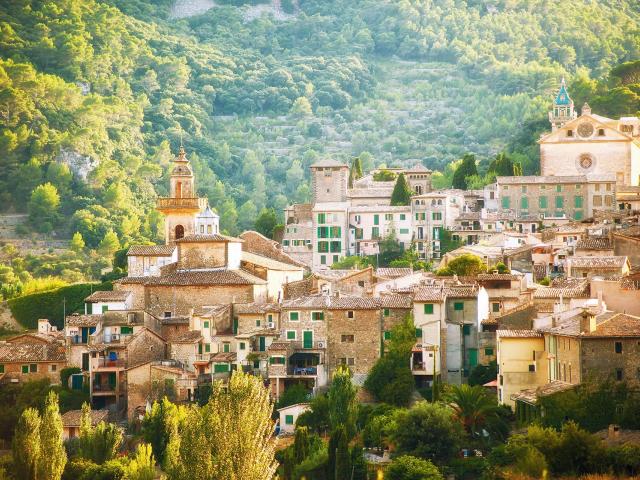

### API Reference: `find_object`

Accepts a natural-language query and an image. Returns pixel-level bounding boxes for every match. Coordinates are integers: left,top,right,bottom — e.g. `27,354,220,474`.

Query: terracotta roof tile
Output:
175,234,244,243
61,409,109,427
534,279,590,299
66,314,102,327
84,290,130,303
0,343,66,362
234,303,281,314
141,269,266,286
511,381,576,404
497,329,543,338
127,245,175,256
568,256,628,269
379,295,413,309
414,286,446,302
543,312,640,338
169,331,202,344
211,351,237,362
575,237,612,251
281,295,380,310
239,231,307,268
376,268,413,279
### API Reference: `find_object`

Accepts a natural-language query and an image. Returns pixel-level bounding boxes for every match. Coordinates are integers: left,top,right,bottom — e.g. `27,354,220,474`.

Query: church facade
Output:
539,79,640,186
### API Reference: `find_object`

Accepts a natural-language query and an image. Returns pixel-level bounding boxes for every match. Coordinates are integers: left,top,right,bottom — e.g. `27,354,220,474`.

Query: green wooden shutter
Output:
259,336,266,352
303,331,313,349
424,304,434,314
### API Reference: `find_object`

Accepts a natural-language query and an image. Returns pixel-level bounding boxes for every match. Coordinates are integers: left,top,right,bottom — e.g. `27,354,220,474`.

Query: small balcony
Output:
92,381,125,394
193,354,212,364
92,358,125,370
289,366,318,376
69,335,87,345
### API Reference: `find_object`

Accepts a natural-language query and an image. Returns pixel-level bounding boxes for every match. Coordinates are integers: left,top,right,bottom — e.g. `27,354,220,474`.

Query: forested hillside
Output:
1,0,639,251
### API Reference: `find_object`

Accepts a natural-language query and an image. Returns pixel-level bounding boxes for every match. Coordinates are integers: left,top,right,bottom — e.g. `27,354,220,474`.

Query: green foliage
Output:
8,282,112,329
28,183,61,234
487,153,516,177
327,365,358,438
123,443,155,480
296,394,330,435
60,368,82,390
254,208,279,239
390,173,412,206
141,397,182,466
365,315,416,406
467,361,498,387
451,154,478,190
326,425,350,480
438,254,487,277
38,392,67,480
275,383,310,410
385,455,443,480
12,408,41,480
330,255,371,270
373,170,397,182
493,262,509,274
70,233,86,253
392,401,463,466
539,276,551,286
445,384,508,443
79,403,123,465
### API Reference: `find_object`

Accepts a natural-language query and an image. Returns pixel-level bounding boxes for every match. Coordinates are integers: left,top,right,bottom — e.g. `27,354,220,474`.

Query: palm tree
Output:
446,384,507,440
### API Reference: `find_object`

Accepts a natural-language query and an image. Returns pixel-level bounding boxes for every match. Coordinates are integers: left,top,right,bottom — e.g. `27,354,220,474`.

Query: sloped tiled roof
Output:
66,314,102,327
142,269,266,286
211,351,237,362
0,343,66,362
239,231,307,268
533,279,590,299
169,331,202,344
543,311,640,338
61,409,109,427
379,295,413,309
445,285,479,298
84,290,130,303
497,329,543,338
127,245,175,256
241,251,303,271
175,234,243,243
575,237,612,251
568,256,628,269
113,276,148,284
477,273,521,281
234,303,281,314
376,268,412,279
281,295,380,310
511,381,576,405
414,286,446,302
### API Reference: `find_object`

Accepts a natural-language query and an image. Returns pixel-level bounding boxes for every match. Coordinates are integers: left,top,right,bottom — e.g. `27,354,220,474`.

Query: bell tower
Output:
157,146,206,244
549,77,576,131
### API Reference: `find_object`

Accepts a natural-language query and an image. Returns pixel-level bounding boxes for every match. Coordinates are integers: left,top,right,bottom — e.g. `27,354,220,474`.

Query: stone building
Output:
0,341,66,385
540,80,640,186
566,255,631,278
542,309,640,388
496,174,617,222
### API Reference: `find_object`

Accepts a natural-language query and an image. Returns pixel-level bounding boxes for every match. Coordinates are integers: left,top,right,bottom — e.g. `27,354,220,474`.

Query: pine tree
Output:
390,173,413,206
452,154,478,190
125,443,156,480
28,182,60,233
98,229,120,258
70,231,85,252
37,391,66,480
13,408,41,480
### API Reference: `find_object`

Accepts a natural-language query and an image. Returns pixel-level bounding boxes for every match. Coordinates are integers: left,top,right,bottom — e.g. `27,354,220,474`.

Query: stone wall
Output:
145,284,255,317
178,242,226,269
581,337,640,388
127,330,166,368
326,309,380,377
614,233,640,266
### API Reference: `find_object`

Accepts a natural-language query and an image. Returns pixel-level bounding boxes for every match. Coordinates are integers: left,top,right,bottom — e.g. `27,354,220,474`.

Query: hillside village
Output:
2,81,640,478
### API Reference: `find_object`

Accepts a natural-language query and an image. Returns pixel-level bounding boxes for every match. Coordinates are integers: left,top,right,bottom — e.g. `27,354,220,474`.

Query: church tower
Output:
157,146,207,244
549,78,577,131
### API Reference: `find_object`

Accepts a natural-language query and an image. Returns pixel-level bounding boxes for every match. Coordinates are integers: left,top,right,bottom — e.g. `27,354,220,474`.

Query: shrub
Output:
385,455,443,480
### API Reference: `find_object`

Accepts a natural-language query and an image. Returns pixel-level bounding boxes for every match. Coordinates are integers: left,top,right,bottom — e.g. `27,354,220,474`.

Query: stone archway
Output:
175,224,185,240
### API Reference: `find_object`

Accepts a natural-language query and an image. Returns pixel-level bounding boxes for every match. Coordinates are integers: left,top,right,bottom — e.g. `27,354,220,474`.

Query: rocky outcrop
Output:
57,149,99,182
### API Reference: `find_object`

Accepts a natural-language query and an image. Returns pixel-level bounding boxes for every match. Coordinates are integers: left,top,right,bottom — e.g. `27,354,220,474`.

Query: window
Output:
598,128,605,136
424,304,434,314
239,342,246,350
330,241,341,253
341,335,355,343
286,331,296,340
347,311,354,319
616,368,624,381
539,196,548,209
556,185,562,193
567,130,573,137
383,331,391,340
120,326,133,335
501,196,510,209
21,365,29,374
330,226,342,238
205,343,211,353
320,255,326,265
521,185,527,193
269,356,285,365
485,348,494,356
574,196,583,208
223,343,230,353
574,211,583,220
333,255,339,263
289,312,299,321
317,241,329,253
317,226,329,238
462,324,471,335
203,321,209,329
415,328,422,339
529,364,536,372
385,213,393,221
285,415,294,425
0,365,3,374
606,183,612,191
317,213,326,224
615,341,623,354
454,302,464,311
373,214,379,225
283,240,290,246
399,228,409,234
256,319,261,327
338,358,355,366
383,308,390,317
164,312,172,319
555,196,564,208
30,364,37,373
102,305,108,313
372,227,380,238
358,280,365,287
492,303,500,313
520,197,529,210
400,214,406,220
311,311,324,321
432,212,442,221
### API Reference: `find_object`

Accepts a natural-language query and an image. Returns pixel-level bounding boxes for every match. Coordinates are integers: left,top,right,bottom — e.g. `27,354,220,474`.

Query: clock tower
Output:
549,78,576,131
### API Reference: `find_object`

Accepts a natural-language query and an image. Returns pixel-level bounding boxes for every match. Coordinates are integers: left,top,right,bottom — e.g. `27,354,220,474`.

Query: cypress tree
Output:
390,173,412,206
13,408,41,480
452,154,478,190
38,391,67,480
327,426,351,480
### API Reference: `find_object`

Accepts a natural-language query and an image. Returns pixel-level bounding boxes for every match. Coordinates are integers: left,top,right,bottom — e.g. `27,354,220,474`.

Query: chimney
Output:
582,102,591,116
580,307,597,334
608,424,620,438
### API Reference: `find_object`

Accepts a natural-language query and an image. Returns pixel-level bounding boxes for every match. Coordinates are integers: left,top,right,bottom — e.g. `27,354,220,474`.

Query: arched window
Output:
415,185,423,195
175,225,185,240
176,181,182,198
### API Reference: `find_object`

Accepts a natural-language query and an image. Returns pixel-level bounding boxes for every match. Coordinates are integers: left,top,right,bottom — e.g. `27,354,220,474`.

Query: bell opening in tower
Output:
175,224,185,239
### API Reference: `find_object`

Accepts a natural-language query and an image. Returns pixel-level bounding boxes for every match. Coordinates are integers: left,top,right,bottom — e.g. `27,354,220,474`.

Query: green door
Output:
468,349,478,367
214,363,229,373
303,331,313,349
82,353,89,371
108,372,117,389
259,336,266,352
233,317,238,334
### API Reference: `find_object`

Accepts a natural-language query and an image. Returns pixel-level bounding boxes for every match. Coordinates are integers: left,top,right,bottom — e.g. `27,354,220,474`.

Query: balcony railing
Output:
69,336,87,345
157,197,205,209
193,354,212,363
289,366,318,376
92,358,125,369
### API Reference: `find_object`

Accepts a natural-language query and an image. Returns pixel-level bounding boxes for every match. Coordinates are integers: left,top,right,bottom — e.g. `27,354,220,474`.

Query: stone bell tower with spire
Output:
549,77,577,131
156,146,207,244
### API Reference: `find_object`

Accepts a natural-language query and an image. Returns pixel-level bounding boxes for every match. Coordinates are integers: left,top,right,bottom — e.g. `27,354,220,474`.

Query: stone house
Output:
496,329,547,408
126,245,176,277
542,309,640,387
533,278,591,316
126,360,197,420
277,403,311,434
61,409,109,440
574,236,614,257
590,277,640,316
0,341,66,384
566,256,631,278
412,285,447,387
